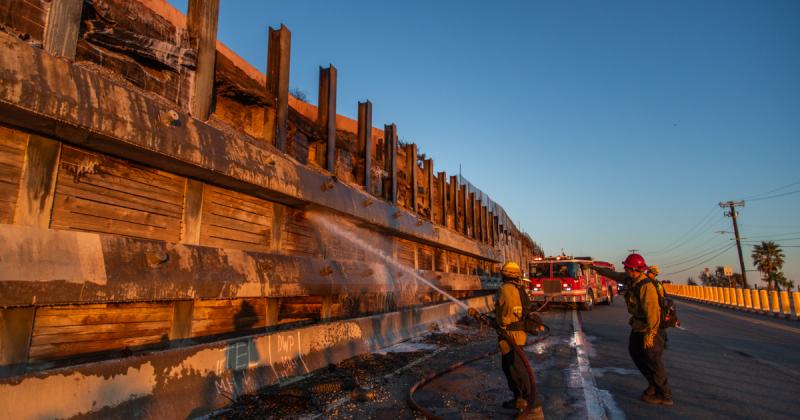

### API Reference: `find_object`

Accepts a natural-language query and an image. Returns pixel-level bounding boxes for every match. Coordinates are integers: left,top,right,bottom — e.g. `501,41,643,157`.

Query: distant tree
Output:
697,266,744,287
767,271,794,291
290,87,308,103
752,241,785,290
687,277,698,286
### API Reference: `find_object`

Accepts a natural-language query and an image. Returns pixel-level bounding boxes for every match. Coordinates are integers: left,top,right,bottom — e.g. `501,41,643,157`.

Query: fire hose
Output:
407,298,553,419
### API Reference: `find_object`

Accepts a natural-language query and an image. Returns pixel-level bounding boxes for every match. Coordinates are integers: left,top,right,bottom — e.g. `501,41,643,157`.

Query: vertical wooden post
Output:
0,307,36,376
449,176,458,230
438,171,447,226
265,25,291,150
181,180,204,245
468,191,476,239
489,212,495,246
266,298,281,326
358,101,373,191
459,185,467,234
187,0,220,120
482,206,489,243
169,301,194,343
318,65,338,172
408,144,418,213
386,124,398,204
13,135,60,228
494,215,500,246
425,159,434,221
43,0,83,59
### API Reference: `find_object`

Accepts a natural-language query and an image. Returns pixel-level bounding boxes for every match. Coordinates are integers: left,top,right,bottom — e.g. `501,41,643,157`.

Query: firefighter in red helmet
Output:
593,253,673,405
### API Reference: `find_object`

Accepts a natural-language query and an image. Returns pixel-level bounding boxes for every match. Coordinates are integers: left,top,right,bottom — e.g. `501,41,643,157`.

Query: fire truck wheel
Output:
581,290,594,311
602,287,613,305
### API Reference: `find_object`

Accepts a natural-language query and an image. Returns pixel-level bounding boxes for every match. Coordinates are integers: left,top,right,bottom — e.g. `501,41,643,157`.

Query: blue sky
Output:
169,0,800,285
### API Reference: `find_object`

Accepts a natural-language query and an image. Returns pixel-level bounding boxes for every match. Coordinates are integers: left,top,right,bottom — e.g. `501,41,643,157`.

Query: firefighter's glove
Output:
643,332,656,349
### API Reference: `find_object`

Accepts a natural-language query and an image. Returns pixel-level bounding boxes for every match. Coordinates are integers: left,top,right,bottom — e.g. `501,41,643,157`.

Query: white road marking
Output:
571,309,616,420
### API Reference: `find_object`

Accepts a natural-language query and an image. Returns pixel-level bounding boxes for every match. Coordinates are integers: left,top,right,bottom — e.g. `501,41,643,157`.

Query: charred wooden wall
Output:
0,0,540,378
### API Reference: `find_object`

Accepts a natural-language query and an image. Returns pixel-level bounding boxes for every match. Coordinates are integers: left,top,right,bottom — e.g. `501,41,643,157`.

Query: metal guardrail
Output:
664,284,800,320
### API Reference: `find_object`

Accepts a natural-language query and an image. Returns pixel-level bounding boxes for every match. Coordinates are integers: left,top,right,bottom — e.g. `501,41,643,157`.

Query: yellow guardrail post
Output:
716,287,723,304
742,288,752,310
735,288,745,308
728,288,736,306
779,291,791,318
771,290,782,316
752,289,762,312
793,292,800,320
759,289,770,314
722,288,730,305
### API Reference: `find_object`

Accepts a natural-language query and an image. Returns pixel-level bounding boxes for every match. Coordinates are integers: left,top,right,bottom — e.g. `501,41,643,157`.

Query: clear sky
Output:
169,0,800,285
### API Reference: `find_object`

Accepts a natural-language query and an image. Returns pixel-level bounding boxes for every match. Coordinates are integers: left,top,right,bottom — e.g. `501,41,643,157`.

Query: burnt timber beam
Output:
42,0,83,59
482,205,488,244
438,172,447,226
357,100,372,191
386,124,398,204
318,65,337,172
181,179,204,245
186,0,220,120
409,143,418,213
425,159,433,221
265,25,291,150
13,135,60,228
449,176,458,230
0,224,487,307
0,32,500,261
459,185,467,235
468,191,476,239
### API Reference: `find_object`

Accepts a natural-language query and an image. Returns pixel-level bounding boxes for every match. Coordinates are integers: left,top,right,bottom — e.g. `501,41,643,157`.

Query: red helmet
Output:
622,253,648,271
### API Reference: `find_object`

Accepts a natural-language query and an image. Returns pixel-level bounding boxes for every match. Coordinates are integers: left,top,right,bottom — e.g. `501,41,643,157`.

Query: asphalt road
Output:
578,296,800,419
215,297,800,419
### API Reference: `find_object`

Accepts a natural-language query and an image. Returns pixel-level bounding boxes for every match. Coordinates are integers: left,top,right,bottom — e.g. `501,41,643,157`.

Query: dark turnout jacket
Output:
594,266,660,333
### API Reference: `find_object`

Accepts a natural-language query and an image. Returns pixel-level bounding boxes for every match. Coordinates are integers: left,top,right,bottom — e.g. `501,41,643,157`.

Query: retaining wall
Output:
0,294,494,419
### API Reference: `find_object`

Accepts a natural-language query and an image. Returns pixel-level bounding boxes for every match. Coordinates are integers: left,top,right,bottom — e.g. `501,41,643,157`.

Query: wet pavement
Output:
212,297,800,419
212,308,601,419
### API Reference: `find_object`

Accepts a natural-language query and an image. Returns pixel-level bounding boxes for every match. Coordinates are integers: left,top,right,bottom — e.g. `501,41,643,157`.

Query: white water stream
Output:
309,213,470,312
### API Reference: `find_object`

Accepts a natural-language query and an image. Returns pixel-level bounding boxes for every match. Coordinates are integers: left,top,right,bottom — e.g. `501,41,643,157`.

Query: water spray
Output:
310,213,470,312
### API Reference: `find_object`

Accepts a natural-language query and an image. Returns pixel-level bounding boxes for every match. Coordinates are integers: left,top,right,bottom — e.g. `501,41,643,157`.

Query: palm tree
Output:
751,241,785,290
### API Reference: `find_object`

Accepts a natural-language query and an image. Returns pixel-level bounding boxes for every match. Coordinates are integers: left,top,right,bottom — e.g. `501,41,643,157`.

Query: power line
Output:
646,206,718,255
662,244,736,276
657,230,728,264
742,179,800,200
660,242,736,268
747,189,800,202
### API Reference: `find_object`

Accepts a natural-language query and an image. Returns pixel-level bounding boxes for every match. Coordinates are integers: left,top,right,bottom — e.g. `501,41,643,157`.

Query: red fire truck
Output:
527,256,618,310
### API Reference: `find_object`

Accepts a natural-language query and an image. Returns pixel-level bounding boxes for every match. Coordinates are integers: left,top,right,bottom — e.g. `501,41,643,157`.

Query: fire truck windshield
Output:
530,262,583,278
531,263,551,278
554,262,581,278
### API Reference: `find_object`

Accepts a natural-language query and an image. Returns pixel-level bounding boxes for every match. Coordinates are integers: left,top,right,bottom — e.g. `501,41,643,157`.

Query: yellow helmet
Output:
649,265,660,276
501,261,522,279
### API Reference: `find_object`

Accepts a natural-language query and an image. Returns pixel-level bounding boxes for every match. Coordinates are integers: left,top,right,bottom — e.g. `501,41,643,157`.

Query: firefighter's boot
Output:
642,384,656,397
642,393,673,406
502,398,528,411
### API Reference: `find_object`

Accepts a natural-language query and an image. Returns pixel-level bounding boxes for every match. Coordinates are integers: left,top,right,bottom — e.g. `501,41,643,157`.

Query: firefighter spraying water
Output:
469,262,546,418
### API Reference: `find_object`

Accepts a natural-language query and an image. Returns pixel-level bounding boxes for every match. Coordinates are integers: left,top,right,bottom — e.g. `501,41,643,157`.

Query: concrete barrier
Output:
736,288,745,308
0,295,493,419
770,290,781,316
751,289,762,312
743,288,753,310
759,289,770,314
671,285,800,322
779,291,792,318
793,292,800,320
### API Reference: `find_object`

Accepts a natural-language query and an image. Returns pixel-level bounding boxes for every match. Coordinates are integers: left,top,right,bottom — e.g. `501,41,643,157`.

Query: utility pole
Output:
719,201,747,288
